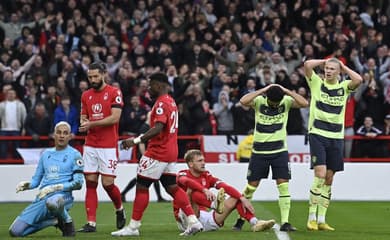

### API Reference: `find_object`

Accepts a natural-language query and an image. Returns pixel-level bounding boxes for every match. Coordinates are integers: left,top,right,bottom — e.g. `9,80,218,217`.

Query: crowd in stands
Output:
0,0,389,159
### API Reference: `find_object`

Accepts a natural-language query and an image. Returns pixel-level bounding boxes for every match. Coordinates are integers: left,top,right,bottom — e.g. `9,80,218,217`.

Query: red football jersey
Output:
177,169,219,191
81,85,123,148
144,94,178,162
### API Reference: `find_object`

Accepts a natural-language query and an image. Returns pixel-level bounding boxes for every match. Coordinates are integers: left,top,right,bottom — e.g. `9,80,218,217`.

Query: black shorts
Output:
309,133,344,172
246,151,291,181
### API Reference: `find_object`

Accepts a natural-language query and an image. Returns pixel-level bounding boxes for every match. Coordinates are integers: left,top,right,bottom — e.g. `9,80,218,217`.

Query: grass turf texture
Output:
0,201,389,239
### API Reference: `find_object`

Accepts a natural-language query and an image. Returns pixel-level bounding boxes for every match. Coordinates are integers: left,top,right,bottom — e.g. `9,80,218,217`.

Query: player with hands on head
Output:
233,83,309,232
78,62,126,233
175,149,276,233
112,72,203,237
9,121,84,237
304,58,362,231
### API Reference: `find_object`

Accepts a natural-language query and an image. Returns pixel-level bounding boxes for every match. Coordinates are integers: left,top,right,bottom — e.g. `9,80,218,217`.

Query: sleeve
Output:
306,71,322,89
215,182,242,199
29,152,46,189
62,151,84,191
177,171,205,192
153,101,168,124
80,93,87,116
284,96,294,110
111,88,124,109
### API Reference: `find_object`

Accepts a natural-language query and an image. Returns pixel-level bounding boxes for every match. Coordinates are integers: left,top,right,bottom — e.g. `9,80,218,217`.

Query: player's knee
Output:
86,180,98,189
9,220,27,237
136,176,153,188
160,174,176,190
46,195,64,212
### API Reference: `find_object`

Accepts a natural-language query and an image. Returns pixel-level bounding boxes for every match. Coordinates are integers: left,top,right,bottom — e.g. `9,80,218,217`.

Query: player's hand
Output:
78,120,91,132
239,197,255,214
202,189,216,201
121,138,135,150
16,181,30,193
37,184,64,199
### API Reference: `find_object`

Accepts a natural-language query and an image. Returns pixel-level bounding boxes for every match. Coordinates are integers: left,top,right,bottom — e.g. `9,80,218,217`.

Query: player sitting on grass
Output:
9,121,84,237
175,149,275,234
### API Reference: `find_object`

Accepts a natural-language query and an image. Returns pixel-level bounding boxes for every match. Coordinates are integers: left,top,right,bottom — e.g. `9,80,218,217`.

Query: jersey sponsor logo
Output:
92,104,102,113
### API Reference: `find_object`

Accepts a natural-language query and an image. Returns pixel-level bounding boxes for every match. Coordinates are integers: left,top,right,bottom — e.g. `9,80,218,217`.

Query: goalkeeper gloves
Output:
37,184,64,199
16,181,31,193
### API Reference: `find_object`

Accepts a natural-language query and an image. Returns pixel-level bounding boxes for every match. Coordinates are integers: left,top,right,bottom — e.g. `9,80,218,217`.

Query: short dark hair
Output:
266,85,284,102
149,72,169,85
88,62,107,73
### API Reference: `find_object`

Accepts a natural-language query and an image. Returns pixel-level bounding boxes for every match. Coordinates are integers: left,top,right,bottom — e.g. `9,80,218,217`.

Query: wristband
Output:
133,134,144,144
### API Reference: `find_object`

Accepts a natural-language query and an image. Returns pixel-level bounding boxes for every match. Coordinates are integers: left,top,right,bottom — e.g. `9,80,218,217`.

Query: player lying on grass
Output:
174,149,275,234
9,121,84,237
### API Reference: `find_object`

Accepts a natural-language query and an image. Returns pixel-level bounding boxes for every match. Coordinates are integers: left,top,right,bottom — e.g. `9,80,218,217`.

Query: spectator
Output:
236,129,254,163
24,102,53,147
0,88,27,159
213,90,234,135
53,95,79,137
120,95,148,136
356,116,384,158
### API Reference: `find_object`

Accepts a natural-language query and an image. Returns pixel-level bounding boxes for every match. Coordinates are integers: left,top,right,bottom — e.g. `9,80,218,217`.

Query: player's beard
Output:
91,80,103,90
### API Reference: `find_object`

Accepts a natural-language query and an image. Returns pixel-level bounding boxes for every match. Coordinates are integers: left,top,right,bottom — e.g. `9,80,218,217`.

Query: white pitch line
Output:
272,224,291,240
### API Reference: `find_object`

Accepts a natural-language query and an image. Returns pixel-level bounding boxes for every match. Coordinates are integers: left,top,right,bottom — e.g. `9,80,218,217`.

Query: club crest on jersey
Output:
92,103,102,113
104,92,108,100
115,96,122,103
201,178,206,186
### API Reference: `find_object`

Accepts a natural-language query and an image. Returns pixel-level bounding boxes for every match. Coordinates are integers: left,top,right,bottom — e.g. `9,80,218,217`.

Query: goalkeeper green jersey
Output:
252,95,293,154
306,72,353,139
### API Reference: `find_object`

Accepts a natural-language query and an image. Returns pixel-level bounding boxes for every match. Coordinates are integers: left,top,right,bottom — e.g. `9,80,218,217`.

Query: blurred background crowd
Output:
0,0,389,159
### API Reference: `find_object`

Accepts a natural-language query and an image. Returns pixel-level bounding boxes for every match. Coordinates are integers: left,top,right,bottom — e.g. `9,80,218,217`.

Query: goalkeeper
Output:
9,121,84,237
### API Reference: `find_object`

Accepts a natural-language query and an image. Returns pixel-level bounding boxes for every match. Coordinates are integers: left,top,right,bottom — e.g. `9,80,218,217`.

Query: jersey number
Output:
170,111,179,133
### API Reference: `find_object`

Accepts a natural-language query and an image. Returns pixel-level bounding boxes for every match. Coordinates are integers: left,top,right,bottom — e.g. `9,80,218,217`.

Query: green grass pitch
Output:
0,201,389,239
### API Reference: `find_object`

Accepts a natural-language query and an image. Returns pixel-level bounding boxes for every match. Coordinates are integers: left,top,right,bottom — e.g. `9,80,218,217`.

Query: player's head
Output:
324,58,341,82
184,149,206,173
148,72,170,98
54,121,72,150
266,85,284,108
87,62,107,90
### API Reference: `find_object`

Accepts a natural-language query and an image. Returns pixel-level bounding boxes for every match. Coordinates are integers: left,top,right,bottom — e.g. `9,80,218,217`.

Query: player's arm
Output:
79,107,122,132
341,61,363,90
278,85,309,108
62,153,84,191
304,59,326,79
178,173,215,201
90,107,122,128
121,121,165,149
240,84,273,108
17,153,45,192
215,181,242,199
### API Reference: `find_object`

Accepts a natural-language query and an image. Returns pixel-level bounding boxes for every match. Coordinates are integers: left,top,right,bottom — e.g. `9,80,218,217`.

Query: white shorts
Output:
198,210,219,232
83,146,118,176
137,155,177,180
177,209,219,232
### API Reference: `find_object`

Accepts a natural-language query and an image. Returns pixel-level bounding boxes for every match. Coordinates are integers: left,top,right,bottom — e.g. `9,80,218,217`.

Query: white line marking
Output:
273,224,291,240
